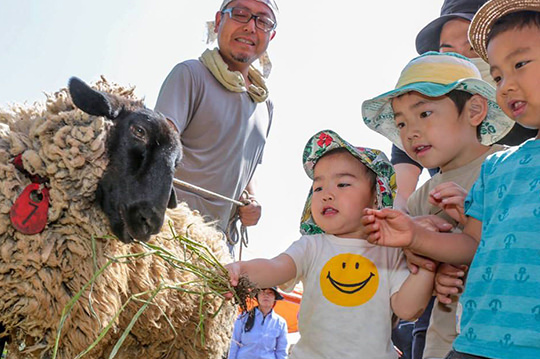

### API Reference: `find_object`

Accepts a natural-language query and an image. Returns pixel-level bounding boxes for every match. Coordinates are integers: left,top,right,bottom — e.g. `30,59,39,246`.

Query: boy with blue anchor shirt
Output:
362,2,540,358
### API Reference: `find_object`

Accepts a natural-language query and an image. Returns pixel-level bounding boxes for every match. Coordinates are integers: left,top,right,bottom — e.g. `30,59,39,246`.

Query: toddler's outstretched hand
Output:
361,208,415,248
225,262,241,287
429,182,468,225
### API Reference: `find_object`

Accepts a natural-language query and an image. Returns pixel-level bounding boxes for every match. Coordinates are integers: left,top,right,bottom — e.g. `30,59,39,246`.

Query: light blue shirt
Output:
228,307,288,359
454,140,540,359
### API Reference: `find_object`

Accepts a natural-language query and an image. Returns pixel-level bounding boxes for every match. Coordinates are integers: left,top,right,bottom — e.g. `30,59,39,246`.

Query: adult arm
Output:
226,253,297,289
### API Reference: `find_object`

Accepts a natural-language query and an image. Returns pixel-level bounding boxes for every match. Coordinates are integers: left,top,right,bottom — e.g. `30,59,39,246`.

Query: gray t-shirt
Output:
155,60,273,232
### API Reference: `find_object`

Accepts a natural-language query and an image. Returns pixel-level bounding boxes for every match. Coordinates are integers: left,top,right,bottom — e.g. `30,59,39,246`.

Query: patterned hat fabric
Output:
361,51,514,151
300,130,396,235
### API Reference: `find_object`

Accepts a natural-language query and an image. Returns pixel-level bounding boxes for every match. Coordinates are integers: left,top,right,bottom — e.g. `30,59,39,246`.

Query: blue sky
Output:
1,0,440,259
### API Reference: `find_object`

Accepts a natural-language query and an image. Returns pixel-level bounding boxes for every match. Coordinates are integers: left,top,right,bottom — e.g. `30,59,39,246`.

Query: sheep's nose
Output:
126,204,164,241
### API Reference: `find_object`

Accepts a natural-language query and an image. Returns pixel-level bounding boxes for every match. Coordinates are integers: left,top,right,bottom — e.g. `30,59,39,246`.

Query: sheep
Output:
0,77,236,359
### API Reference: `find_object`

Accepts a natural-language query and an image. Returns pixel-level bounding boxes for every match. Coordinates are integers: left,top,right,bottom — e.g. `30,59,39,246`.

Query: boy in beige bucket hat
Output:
362,50,514,359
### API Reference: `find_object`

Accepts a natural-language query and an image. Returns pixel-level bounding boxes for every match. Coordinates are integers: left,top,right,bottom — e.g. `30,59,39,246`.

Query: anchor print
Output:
498,208,509,222
465,300,477,312
497,184,507,199
482,267,493,282
489,299,502,313
514,267,530,283
504,234,517,249
532,305,540,321
530,178,540,192
520,154,532,165
499,334,514,348
466,327,477,342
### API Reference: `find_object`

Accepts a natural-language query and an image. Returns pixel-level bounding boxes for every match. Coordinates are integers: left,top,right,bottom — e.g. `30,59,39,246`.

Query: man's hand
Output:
361,208,416,248
434,263,467,304
238,197,261,226
429,182,468,225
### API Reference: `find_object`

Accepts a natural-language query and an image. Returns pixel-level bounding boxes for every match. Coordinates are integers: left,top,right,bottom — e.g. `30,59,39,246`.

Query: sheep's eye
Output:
130,124,147,142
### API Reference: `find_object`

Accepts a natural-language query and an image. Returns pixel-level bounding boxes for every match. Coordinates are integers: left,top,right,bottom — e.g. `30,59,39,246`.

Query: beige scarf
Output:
199,48,269,103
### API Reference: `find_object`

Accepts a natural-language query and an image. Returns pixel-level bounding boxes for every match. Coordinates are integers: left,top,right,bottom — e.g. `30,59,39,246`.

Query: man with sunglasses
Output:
155,0,278,254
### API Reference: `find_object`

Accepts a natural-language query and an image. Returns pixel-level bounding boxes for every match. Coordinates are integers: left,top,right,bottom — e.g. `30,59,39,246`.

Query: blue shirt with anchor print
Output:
454,139,540,359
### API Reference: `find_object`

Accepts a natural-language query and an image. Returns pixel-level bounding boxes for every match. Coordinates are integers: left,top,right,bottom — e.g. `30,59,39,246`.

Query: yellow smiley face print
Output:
320,253,379,307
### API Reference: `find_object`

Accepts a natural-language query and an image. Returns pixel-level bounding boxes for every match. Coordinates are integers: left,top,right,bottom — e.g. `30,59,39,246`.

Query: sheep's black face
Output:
97,108,181,243
69,77,182,243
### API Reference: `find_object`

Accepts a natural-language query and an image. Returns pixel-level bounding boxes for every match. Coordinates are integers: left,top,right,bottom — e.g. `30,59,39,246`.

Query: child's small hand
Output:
429,182,468,225
361,208,415,248
225,262,241,287
223,262,242,300
434,263,468,304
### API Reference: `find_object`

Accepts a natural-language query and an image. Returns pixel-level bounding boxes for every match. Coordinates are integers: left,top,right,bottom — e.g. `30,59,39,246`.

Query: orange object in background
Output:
274,288,301,333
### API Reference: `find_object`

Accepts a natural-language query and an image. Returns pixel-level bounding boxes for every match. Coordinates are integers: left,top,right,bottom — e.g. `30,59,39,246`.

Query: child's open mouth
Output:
414,145,431,156
509,100,527,118
322,207,338,215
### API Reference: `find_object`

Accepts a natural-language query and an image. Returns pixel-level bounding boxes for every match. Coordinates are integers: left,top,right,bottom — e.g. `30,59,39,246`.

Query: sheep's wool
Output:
0,78,235,359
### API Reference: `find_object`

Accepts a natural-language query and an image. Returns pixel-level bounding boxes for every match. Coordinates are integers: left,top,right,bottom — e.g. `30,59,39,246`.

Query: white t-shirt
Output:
282,233,409,359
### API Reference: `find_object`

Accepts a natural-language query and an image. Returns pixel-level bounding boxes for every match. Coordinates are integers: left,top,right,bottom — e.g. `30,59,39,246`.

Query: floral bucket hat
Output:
361,51,514,151
300,130,396,235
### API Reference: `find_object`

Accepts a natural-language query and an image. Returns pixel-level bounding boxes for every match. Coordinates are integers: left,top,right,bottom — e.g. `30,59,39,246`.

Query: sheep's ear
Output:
167,188,177,209
68,77,121,119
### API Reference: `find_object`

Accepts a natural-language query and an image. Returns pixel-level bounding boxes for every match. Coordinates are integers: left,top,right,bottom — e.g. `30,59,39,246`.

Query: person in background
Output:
228,287,288,359
154,0,278,252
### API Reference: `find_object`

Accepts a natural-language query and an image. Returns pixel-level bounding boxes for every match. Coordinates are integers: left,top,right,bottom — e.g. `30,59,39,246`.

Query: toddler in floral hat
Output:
226,129,434,359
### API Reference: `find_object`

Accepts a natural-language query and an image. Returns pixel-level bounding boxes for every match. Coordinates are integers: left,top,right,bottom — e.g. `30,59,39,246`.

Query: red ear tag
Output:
10,183,50,234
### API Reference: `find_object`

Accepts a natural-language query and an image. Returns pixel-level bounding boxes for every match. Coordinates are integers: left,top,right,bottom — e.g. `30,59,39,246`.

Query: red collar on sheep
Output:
10,153,50,234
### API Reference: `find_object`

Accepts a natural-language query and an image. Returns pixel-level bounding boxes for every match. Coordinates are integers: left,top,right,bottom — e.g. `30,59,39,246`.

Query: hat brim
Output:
300,130,396,235
416,13,475,54
362,78,514,151
469,0,540,62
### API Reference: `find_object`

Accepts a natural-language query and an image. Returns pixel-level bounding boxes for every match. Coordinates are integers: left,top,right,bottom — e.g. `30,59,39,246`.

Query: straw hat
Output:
469,0,540,62
362,52,514,151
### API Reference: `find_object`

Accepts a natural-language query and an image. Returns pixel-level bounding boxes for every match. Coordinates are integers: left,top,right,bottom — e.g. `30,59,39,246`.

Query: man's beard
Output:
232,53,251,63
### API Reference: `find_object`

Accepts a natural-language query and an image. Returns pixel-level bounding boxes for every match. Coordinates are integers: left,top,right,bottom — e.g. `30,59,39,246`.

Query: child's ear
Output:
467,94,489,127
